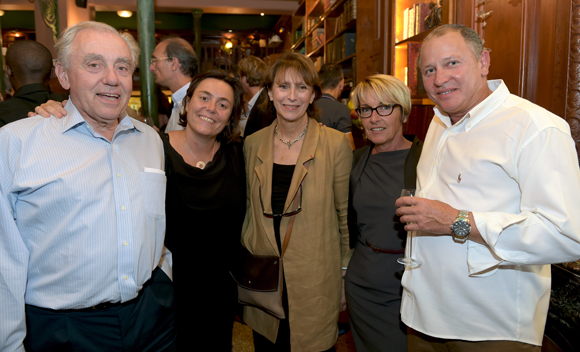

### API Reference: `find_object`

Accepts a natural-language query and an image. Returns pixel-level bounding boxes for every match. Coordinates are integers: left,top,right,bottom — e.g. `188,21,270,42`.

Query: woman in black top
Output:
160,70,246,351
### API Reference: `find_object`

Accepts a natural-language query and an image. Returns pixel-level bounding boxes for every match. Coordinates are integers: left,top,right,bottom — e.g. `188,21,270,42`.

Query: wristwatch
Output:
451,210,471,243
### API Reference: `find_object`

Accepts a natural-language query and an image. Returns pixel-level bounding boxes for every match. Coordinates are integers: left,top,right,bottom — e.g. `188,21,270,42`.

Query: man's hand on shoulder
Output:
28,99,68,118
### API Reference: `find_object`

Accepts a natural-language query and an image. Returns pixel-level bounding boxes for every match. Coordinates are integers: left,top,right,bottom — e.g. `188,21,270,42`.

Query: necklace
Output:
183,136,217,169
275,119,309,149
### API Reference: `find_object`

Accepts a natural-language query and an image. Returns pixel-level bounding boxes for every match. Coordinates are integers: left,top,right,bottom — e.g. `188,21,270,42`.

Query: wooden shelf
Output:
395,27,435,46
337,53,355,64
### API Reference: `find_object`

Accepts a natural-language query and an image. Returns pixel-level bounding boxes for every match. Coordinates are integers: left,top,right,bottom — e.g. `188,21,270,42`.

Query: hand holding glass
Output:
397,189,422,268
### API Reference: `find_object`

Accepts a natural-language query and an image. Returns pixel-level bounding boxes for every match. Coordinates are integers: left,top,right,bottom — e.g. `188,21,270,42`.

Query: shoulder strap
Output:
280,160,310,257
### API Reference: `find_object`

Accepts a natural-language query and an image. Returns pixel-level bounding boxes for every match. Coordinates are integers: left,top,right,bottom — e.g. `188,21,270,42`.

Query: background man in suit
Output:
149,37,197,132
237,55,267,136
0,40,68,127
316,63,355,149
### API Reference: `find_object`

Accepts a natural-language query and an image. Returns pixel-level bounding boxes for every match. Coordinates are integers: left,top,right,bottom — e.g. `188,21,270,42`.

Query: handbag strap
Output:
281,160,310,257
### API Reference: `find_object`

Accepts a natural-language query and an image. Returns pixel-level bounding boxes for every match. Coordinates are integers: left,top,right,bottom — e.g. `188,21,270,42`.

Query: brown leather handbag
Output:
230,174,304,319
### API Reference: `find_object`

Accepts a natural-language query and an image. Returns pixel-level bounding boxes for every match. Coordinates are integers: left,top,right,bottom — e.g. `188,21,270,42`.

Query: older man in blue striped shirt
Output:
0,22,175,351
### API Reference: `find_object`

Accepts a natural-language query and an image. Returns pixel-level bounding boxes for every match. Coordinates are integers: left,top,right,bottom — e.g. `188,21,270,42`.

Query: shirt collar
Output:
433,79,509,131
60,99,136,136
171,82,191,109
320,92,336,101
248,87,264,111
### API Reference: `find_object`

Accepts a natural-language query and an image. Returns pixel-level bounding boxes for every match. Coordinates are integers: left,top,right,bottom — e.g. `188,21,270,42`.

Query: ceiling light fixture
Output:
261,13,265,16
117,10,133,18
0,10,5,17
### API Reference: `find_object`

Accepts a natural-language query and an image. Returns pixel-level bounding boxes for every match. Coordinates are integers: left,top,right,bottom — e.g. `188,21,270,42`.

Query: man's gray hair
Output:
418,24,485,72
54,21,140,71
161,37,198,78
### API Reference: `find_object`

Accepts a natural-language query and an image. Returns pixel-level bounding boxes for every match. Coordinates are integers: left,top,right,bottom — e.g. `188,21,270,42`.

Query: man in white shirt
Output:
149,37,197,132
237,55,267,136
396,24,580,351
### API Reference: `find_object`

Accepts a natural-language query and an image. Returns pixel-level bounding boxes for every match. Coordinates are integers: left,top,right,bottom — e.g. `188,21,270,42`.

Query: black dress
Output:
159,132,246,351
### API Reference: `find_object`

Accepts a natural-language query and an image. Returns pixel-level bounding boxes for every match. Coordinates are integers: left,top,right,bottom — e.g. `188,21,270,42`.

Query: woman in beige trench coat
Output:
241,52,353,352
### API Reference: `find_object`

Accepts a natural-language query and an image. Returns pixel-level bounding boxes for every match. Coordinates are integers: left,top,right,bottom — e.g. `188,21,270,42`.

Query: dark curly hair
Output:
178,70,244,143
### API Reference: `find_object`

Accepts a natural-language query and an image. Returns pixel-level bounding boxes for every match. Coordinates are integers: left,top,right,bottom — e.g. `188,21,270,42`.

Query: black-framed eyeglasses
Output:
259,184,303,218
356,104,400,118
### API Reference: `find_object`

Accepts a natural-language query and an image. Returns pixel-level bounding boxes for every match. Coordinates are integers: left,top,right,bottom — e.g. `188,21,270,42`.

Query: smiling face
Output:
359,90,407,152
55,29,133,129
186,78,234,140
420,31,491,123
268,69,315,124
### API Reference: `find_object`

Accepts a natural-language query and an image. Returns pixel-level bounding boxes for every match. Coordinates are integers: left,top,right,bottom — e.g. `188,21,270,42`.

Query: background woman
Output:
345,74,422,352
242,51,353,352
161,70,246,350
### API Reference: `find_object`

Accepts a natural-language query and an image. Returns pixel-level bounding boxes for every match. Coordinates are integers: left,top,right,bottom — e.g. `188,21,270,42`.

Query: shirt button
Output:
407,292,412,297
121,206,126,211
467,123,472,128
117,173,121,178
123,241,128,246
434,161,439,166
123,275,128,280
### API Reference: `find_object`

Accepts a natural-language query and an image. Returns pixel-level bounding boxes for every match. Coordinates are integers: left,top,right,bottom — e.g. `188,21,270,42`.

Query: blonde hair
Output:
351,74,412,123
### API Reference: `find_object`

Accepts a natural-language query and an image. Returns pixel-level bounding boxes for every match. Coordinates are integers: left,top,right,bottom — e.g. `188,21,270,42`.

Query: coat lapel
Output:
283,119,319,212
254,122,278,254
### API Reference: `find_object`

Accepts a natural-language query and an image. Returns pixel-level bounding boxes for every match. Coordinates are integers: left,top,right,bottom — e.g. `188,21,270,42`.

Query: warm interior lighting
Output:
117,10,133,18
0,10,5,17
225,41,233,49
260,13,264,16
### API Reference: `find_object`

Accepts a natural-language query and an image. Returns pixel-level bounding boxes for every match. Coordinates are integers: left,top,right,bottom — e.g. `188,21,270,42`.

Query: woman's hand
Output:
28,100,68,118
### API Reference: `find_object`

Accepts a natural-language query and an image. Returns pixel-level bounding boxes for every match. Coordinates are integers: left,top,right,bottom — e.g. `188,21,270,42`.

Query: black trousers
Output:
24,268,176,352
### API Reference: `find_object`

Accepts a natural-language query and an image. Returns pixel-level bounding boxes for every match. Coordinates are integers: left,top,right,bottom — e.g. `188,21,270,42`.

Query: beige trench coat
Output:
241,119,353,351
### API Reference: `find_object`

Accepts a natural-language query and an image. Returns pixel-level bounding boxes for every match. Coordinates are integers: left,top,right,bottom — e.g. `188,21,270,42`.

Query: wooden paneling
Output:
356,0,389,83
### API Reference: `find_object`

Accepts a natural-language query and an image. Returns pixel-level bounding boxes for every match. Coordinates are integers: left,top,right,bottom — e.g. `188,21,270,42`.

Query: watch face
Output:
452,221,470,238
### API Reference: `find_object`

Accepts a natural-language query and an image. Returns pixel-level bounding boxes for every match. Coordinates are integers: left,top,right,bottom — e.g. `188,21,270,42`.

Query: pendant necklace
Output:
275,119,309,149
183,136,217,169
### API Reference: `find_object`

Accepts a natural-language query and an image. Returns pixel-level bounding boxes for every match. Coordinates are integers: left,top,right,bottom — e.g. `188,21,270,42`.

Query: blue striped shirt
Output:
0,100,167,351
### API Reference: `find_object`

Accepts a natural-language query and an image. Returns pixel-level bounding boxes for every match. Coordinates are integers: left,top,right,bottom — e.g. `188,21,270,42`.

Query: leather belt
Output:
360,238,404,254
30,267,160,313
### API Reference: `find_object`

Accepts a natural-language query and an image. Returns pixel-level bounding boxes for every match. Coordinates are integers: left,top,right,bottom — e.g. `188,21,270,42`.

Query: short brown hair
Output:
178,70,244,143
261,52,322,120
418,24,484,72
238,56,267,87
318,63,344,90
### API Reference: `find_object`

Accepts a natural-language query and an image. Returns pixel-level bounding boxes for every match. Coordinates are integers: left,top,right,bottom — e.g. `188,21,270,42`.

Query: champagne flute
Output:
397,188,422,268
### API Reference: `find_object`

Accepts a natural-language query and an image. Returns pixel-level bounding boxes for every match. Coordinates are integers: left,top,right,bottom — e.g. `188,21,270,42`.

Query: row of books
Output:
313,56,324,72
407,42,426,96
324,0,337,11
403,3,431,40
311,28,325,51
336,0,357,32
327,32,355,63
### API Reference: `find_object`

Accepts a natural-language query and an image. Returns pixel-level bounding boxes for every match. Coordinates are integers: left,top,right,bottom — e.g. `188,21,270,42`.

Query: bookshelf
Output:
291,0,357,86
391,0,450,100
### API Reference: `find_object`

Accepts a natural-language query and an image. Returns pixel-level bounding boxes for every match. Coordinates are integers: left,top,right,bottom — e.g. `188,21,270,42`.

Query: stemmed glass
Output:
397,188,422,268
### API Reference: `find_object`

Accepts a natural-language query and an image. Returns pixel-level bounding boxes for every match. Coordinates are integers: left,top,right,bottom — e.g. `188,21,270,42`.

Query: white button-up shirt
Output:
165,82,190,133
401,80,580,346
